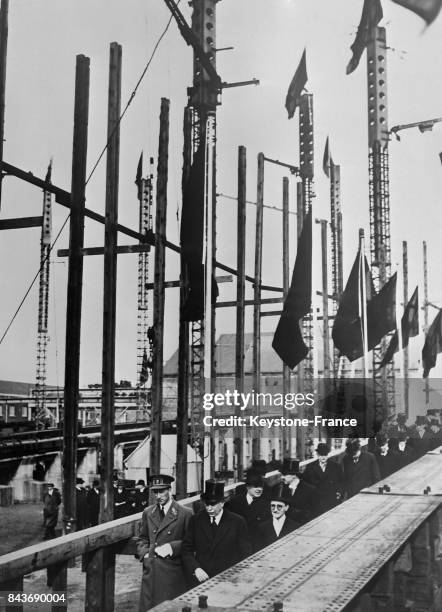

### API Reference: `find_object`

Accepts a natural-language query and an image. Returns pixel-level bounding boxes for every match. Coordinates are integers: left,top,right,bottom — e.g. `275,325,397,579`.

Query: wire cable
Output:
0,4,179,346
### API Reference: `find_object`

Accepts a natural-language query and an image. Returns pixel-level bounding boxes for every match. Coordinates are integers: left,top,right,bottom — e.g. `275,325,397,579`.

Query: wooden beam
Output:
235,146,246,478
282,177,290,460
0,216,42,230
150,98,169,475
176,106,192,500
146,274,232,290
88,43,122,612
0,0,8,208
57,244,150,257
216,297,284,308
253,152,264,459
62,54,89,535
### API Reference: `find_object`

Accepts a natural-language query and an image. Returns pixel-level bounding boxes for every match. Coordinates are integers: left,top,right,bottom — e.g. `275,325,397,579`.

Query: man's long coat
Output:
182,508,252,585
136,500,192,612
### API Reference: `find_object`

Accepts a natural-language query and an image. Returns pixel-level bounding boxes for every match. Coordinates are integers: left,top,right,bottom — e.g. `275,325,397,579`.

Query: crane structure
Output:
34,163,53,428
135,154,154,419
367,27,396,421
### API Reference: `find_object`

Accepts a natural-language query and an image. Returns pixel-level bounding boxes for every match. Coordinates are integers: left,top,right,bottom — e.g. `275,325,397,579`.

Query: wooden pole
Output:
0,0,8,208
150,98,169,475
320,220,330,379
235,146,246,477
295,181,305,459
85,42,122,612
282,177,290,460
402,241,409,419
62,54,90,532
252,153,264,460
176,107,191,499
423,241,429,406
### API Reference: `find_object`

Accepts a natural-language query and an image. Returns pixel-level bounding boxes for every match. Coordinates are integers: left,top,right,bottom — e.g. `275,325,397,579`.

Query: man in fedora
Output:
42,483,61,539
225,469,271,552
75,477,88,531
302,442,344,517
182,480,252,586
259,483,299,547
136,474,192,611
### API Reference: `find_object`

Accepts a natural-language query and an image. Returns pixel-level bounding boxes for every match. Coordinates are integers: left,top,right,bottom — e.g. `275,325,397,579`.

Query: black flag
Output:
332,250,375,361
392,0,442,25
380,286,419,367
323,136,334,178
423,308,442,377
367,272,397,350
272,211,312,369
347,0,383,75
135,152,143,200
285,49,308,119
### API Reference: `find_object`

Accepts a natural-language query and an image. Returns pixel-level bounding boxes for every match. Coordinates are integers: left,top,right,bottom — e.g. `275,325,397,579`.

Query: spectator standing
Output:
343,439,380,498
259,484,299,547
75,477,88,530
302,443,344,516
87,479,101,526
42,483,61,539
114,482,128,519
133,480,149,513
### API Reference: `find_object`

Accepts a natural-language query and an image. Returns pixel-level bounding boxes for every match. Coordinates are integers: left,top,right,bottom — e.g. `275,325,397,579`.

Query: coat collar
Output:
150,499,180,531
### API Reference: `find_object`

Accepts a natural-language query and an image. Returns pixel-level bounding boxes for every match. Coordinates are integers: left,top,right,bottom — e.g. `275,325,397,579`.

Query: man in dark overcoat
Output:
280,470,316,525
114,482,129,519
302,443,344,517
259,484,299,548
225,470,270,552
86,480,100,527
75,477,88,530
342,439,380,498
42,483,61,539
182,480,252,586
136,474,192,612
133,479,150,514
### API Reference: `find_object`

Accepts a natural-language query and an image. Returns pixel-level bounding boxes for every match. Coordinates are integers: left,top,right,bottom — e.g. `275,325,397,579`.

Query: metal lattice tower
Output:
329,162,347,377
367,26,395,421
35,163,53,428
136,155,154,418
298,93,315,455
188,0,218,451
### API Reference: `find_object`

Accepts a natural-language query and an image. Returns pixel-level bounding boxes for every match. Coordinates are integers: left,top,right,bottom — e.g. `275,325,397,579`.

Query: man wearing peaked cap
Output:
259,483,299,547
136,474,192,611
182,480,252,586
225,469,271,552
133,479,149,513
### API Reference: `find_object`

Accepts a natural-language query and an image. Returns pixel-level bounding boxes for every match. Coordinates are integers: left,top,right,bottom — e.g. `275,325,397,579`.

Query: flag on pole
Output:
423,308,442,377
379,285,418,367
135,152,143,200
323,136,334,178
285,49,308,119
272,211,312,369
367,272,397,350
181,143,206,322
347,0,383,75
392,0,442,25
332,250,376,361
140,349,149,385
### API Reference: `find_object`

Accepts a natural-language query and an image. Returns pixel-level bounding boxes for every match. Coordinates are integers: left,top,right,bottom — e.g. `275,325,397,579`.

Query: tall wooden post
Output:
320,220,330,378
63,54,90,532
295,181,305,459
423,241,429,406
0,0,8,208
150,98,169,475
282,177,290,459
402,241,409,419
176,107,191,499
252,153,264,459
235,146,246,477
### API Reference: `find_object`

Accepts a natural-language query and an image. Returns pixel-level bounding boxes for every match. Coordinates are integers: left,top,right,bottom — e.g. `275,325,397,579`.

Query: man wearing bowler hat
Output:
302,442,344,517
225,469,271,552
136,474,192,611
259,483,299,547
182,480,252,586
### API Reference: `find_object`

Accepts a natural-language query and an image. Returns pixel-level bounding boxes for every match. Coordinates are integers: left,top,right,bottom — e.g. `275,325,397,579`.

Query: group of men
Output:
136,422,441,611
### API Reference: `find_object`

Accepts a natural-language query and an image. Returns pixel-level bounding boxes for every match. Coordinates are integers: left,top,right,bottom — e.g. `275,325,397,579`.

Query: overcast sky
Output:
1,0,442,389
